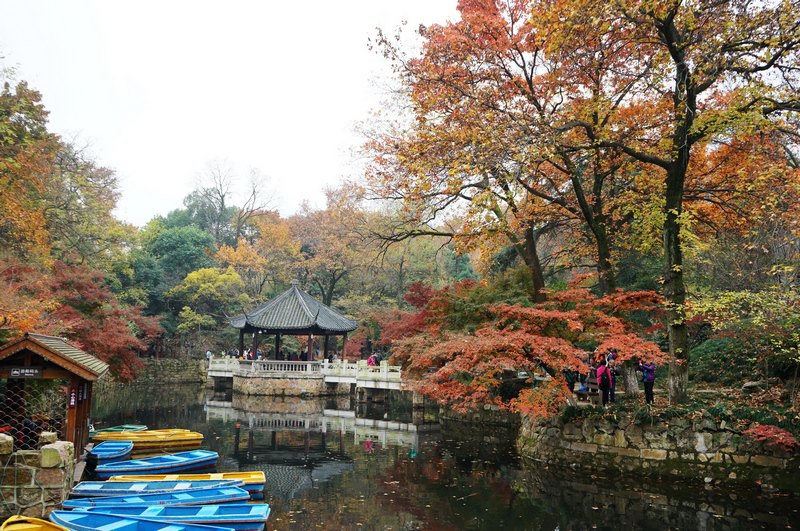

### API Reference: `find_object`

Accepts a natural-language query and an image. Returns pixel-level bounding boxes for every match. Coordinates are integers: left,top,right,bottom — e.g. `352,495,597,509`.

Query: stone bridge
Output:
209,358,403,388
208,358,408,397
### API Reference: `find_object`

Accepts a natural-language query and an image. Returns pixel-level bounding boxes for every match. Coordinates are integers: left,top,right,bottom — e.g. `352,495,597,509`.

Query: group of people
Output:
207,347,341,362
566,353,657,407
366,351,388,366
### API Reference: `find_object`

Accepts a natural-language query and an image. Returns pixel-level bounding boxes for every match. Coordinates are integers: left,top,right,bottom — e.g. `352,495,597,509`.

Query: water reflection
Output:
91,384,799,530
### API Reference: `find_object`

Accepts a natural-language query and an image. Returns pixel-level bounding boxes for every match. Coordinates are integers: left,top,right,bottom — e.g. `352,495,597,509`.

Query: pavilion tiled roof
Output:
230,282,357,333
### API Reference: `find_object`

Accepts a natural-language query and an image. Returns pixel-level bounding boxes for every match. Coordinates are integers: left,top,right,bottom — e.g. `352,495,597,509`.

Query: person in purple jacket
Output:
639,358,656,404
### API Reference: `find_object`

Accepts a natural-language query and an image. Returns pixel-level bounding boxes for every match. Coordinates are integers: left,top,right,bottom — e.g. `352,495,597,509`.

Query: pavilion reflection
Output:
206,392,439,501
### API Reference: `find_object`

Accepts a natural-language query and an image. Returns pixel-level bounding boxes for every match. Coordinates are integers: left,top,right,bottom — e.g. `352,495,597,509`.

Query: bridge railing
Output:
208,357,240,373
210,357,403,381
320,360,402,381
358,361,402,381
250,360,321,373
320,359,360,378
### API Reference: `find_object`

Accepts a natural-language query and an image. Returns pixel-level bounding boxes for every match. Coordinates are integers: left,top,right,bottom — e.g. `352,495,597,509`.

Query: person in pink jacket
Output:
596,359,612,407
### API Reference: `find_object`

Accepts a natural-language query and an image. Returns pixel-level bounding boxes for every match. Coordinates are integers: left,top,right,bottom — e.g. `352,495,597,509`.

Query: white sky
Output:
0,1,457,226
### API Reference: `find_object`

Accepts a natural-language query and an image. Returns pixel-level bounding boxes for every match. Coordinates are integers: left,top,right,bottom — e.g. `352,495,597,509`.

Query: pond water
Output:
90,384,799,530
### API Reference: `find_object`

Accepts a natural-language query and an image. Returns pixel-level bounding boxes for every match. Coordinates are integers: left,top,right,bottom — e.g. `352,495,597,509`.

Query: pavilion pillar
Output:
307,334,313,361
251,331,259,359
323,335,330,359
275,334,281,360
342,333,348,360
238,330,245,357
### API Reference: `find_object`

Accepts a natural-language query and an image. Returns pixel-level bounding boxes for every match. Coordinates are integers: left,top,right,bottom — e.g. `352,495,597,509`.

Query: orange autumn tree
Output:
1,74,164,376
367,0,648,300
386,278,665,415
0,79,57,265
371,0,800,405
531,0,800,403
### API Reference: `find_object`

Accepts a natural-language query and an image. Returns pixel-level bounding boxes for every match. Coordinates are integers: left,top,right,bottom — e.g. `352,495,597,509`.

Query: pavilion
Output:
230,280,358,361
0,333,109,451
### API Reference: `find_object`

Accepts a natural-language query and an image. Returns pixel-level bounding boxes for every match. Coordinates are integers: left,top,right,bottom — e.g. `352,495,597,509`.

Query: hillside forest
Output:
1,0,799,442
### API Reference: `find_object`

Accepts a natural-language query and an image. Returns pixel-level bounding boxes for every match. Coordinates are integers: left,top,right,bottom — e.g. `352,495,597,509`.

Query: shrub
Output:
742,424,800,452
689,337,758,386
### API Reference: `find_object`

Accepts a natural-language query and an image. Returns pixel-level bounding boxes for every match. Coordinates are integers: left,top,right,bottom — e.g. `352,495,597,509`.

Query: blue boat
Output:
87,441,134,466
71,479,242,497
75,504,270,531
62,486,251,509
49,510,235,531
95,450,218,479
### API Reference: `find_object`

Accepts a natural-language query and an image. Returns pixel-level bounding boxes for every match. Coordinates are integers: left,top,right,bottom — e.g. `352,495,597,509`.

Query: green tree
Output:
146,226,216,284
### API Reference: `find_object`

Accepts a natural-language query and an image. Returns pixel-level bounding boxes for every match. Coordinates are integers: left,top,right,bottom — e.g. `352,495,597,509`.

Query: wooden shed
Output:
0,332,109,452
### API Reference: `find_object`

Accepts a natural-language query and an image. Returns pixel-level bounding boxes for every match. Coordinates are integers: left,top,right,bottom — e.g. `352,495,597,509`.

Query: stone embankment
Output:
0,432,74,518
134,358,207,384
518,411,800,493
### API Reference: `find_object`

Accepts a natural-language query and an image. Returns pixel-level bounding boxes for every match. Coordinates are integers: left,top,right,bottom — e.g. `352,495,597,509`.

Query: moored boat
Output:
88,424,148,437
1,516,68,531
71,479,242,497
108,472,265,496
74,504,270,531
49,511,236,531
87,440,134,466
62,486,251,509
95,450,218,480
92,429,203,452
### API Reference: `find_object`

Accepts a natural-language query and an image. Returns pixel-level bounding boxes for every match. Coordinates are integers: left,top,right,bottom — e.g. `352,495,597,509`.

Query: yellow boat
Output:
1,516,69,531
92,429,204,450
108,471,266,487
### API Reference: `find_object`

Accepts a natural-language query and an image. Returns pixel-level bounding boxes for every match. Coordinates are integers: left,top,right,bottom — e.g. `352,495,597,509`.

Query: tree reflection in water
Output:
92,384,799,530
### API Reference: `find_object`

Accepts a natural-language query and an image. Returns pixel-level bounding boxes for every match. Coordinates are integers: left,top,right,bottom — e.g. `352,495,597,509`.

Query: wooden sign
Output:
9,367,42,378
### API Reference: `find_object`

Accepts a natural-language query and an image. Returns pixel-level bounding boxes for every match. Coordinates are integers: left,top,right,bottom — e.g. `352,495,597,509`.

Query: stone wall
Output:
518,411,800,493
0,433,74,519
133,358,207,384
233,373,350,396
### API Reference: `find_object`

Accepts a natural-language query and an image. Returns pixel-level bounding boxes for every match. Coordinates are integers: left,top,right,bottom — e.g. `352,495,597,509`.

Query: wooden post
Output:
323,335,330,359
307,334,313,360
342,333,348,360
76,381,91,450
238,330,245,357
275,334,281,359
65,375,79,444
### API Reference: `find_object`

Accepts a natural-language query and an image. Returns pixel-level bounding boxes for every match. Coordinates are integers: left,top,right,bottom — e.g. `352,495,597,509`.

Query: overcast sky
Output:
0,1,457,226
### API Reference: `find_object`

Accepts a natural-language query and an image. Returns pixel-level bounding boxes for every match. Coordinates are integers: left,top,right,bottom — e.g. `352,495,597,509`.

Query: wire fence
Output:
0,379,67,450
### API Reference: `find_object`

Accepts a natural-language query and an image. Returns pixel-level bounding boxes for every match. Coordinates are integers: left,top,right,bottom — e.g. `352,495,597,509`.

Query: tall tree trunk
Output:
663,111,692,404
595,223,616,295
661,19,694,405
522,225,546,302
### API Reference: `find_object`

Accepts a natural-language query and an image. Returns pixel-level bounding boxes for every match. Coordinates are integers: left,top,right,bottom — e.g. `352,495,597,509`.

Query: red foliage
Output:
385,280,664,415
742,424,800,453
377,309,431,351
342,327,368,360
42,262,161,381
403,282,435,309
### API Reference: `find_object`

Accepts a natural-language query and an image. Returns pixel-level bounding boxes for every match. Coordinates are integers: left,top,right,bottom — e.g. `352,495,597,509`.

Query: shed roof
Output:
0,332,110,381
231,283,357,334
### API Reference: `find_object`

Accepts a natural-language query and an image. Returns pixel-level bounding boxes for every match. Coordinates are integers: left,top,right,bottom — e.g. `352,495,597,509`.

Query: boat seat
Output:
98,519,137,530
